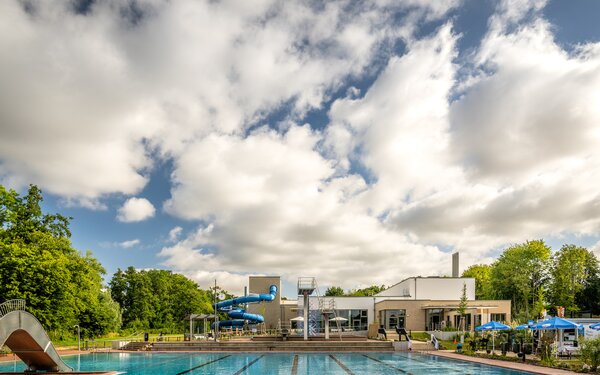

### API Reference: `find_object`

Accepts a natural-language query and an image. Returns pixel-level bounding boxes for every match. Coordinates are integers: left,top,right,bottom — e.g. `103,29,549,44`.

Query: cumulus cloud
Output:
390,0,600,257
119,239,141,249
0,0,453,202
117,197,156,223
3,0,600,292
168,226,183,242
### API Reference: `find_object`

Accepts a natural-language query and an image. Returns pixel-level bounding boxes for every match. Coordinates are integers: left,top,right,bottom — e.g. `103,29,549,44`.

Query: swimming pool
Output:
0,352,534,374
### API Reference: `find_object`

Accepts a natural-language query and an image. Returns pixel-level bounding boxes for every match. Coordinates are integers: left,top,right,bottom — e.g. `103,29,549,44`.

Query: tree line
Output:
462,240,600,321
324,284,387,297
0,185,217,340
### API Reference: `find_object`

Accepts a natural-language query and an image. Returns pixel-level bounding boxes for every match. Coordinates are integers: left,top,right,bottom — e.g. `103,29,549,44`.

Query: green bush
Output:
537,334,556,367
580,337,600,371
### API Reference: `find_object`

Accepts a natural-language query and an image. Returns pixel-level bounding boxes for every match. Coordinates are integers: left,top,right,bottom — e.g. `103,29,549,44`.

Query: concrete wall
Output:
247,276,281,330
414,278,475,300
280,300,298,328
377,279,414,297
375,300,428,331
376,277,475,300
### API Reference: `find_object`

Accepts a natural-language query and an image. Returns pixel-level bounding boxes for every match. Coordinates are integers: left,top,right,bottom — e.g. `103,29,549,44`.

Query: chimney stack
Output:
452,252,459,277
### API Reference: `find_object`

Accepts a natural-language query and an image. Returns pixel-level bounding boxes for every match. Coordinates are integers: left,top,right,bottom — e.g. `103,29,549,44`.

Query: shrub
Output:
537,334,556,367
580,337,600,371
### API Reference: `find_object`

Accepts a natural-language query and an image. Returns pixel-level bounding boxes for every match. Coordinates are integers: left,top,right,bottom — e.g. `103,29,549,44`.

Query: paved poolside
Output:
431,350,578,374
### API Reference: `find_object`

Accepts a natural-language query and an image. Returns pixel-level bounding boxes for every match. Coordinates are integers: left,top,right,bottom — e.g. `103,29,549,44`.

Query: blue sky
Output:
2,0,600,297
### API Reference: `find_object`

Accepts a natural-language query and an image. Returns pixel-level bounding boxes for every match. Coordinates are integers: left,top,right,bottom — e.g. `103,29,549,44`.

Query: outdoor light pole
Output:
73,324,80,351
214,279,219,342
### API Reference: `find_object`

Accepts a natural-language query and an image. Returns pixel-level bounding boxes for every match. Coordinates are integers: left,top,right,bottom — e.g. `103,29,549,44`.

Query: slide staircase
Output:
0,299,73,372
212,285,277,328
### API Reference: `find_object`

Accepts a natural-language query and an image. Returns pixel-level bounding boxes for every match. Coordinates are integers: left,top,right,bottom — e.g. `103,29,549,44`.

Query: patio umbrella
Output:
290,316,304,321
475,321,511,352
590,322,600,330
531,317,579,350
515,324,530,330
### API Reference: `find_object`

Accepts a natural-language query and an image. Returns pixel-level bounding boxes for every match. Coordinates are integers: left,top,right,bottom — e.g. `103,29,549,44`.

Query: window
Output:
380,310,406,330
491,313,506,322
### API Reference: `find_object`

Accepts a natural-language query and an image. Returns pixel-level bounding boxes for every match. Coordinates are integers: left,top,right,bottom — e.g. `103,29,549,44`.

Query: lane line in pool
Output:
232,354,264,375
328,355,356,375
362,354,412,374
396,353,469,374
291,354,298,375
174,355,231,375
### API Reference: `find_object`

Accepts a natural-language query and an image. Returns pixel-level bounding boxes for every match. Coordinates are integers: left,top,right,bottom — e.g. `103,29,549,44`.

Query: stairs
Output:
150,340,394,352
119,341,150,351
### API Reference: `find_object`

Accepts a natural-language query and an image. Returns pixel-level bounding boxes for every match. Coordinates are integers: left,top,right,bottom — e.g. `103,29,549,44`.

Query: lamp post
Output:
214,279,219,342
73,325,80,352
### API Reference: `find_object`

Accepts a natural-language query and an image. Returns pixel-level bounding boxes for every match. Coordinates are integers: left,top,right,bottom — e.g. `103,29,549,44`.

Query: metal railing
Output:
0,300,26,318
298,277,316,293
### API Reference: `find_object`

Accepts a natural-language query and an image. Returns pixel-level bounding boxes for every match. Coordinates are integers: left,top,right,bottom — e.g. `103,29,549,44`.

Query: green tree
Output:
549,244,599,315
490,240,551,321
456,283,468,333
576,273,600,314
325,286,345,296
109,268,213,330
348,285,386,297
0,184,115,338
462,264,493,300
0,185,71,242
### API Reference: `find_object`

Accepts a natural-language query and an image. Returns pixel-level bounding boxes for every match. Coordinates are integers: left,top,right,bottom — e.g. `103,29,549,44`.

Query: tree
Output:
0,184,113,338
348,285,386,297
576,274,600,314
462,264,493,300
549,244,599,315
109,268,214,330
325,286,345,296
0,185,71,242
457,283,468,333
490,240,551,321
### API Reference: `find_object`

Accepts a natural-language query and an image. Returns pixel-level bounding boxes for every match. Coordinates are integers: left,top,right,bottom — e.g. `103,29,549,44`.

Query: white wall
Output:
414,278,475,300
376,277,476,300
377,278,414,297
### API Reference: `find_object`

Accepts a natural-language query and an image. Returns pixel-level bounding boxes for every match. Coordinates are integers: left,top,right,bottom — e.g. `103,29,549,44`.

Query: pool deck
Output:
429,350,578,374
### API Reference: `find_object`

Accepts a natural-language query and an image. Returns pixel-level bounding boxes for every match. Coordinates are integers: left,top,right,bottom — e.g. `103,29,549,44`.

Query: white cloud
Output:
119,239,141,249
5,0,600,292
0,0,456,203
117,197,156,223
168,226,183,242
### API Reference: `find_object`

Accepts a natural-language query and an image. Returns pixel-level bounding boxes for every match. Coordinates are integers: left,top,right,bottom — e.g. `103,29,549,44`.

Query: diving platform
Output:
297,277,316,295
0,300,72,372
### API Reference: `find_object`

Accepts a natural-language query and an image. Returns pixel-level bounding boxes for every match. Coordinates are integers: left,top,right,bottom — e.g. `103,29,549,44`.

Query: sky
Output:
1,0,600,298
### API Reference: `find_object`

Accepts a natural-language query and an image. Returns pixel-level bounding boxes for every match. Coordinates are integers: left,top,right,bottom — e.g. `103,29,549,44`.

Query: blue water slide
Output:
212,285,277,328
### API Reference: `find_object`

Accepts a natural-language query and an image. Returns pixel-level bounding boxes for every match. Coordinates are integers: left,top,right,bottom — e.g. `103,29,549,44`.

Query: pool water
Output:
0,352,534,374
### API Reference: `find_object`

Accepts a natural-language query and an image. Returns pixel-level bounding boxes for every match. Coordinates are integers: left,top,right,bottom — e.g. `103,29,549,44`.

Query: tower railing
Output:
297,277,316,294
0,299,26,318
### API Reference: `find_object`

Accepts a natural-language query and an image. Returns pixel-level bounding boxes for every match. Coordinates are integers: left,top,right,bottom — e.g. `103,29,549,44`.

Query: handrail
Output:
0,299,26,318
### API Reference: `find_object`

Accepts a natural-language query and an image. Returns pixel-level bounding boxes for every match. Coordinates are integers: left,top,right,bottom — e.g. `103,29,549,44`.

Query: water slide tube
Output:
212,285,277,328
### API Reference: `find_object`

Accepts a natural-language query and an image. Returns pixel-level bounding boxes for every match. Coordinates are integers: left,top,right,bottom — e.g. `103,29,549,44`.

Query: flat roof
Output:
421,305,499,310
